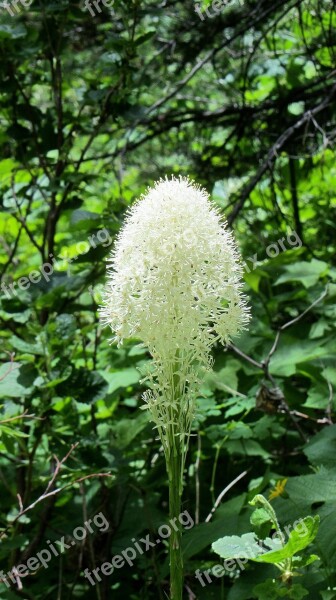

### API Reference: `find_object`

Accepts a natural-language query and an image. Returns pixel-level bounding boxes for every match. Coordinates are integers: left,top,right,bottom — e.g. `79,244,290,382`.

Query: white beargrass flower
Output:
100,176,250,458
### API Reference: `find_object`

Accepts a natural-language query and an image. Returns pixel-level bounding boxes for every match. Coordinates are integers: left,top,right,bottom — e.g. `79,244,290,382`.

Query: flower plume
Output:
100,176,250,447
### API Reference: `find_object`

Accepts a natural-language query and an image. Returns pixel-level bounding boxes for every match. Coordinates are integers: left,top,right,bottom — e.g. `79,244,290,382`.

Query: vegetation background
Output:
0,0,335,598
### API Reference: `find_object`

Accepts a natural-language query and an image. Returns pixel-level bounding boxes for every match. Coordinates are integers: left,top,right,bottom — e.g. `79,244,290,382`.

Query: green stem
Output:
250,494,285,546
210,435,228,504
168,438,183,600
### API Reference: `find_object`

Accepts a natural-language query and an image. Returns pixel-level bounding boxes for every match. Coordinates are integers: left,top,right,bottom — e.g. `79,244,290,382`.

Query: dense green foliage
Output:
0,0,335,598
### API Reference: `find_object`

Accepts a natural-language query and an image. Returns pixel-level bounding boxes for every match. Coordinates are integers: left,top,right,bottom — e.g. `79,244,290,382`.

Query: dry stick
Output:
281,406,308,444
80,0,304,167
205,470,248,523
291,409,332,425
228,287,329,443
125,0,301,127
0,443,78,589
0,411,39,425
185,584,196,600
0,443,113,540
264,286,329,365
226,344,263,370
263,288,330,442
227,86,336,226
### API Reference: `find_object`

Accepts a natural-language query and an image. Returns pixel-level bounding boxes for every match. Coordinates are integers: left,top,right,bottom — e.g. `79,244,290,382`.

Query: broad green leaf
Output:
303,425,336,468
322,367,336,387
99,367,140,394
270,339,332,377
275,260,329,288
250,508,273,528
0,362,36,398
0,22,27,40
303,382,333,410
212,532,266,560
9,335,44,356
253,515,320,564
201,359,241,394
110,411,149,449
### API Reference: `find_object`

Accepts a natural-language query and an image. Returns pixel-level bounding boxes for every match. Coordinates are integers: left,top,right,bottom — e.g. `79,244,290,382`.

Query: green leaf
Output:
303,425,336,468
9,335,44,356
288,101,305,115
212,532,265,560
303,381,332,409
244,269,262,292
275,259,329,288
99,367,140,395
0,22,27,40
56,368,108,403
110,411,149,449
212,515,319,566
320,591,336,600
250,507,273,538
253,515,320,564
270,339,332,377
292,553,320,568
201,359,241,394
322,366,336,387
0,363,36,398
0,425,29,438
250,507,273,528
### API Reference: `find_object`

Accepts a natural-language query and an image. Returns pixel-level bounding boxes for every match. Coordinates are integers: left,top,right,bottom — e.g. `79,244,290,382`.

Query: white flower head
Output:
100,176,250,449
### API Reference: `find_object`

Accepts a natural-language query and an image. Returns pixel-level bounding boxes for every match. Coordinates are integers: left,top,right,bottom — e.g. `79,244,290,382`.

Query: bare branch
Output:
205,470,248,522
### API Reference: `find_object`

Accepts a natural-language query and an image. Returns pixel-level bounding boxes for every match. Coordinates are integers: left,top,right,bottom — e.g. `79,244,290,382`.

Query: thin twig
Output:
0,411,39,425
264,286,329,366
0,440,113,541
185,584,196,600
226,343,263,370
228,86,336,225
205,470,248,523
228,287,330,443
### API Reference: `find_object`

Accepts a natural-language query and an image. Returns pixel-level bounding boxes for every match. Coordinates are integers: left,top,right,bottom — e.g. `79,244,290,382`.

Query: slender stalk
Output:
168,437,183,600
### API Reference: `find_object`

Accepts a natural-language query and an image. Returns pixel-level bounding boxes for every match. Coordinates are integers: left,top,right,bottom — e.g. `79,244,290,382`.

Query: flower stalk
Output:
167,424,183,599
167,357,185,599
100,176,250,598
